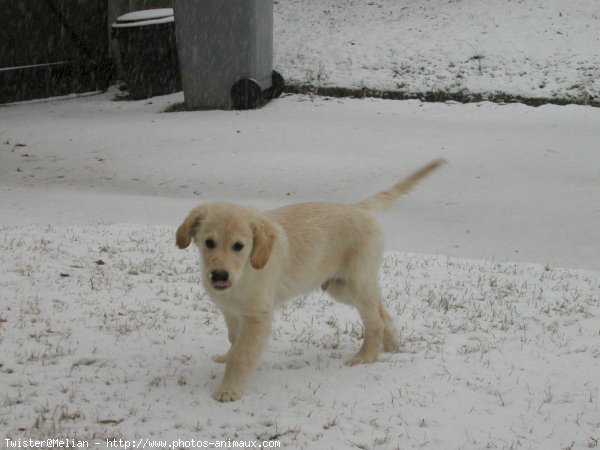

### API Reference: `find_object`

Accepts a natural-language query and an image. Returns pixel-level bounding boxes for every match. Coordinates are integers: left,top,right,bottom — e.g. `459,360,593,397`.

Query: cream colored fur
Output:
176,159,444,402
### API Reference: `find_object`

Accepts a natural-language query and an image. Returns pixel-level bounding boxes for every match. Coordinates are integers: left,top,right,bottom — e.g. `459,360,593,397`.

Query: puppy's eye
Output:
205,239,216,249
232,242,244,252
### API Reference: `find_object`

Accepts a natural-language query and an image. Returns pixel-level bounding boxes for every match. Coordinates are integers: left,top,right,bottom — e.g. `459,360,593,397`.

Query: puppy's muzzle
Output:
210,269,232,290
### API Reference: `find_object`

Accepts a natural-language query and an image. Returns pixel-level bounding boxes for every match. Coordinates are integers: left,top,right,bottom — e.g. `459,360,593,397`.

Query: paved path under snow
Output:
0,91,599,271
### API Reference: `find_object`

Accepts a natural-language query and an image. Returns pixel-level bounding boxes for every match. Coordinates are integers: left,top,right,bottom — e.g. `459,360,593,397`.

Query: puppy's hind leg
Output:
327,280,385,365
212,311,239,364
379,302,400,353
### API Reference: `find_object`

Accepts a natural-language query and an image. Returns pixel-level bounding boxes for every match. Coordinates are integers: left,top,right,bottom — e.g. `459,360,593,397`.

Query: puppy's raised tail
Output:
355,159,446,213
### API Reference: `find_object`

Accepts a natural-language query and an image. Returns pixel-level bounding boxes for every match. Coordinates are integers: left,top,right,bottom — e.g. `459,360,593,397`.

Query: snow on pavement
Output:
1,91,599,271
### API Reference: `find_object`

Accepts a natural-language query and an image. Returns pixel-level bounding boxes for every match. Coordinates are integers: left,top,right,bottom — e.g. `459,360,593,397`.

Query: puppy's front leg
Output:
212,313,272,402
212,312,239,363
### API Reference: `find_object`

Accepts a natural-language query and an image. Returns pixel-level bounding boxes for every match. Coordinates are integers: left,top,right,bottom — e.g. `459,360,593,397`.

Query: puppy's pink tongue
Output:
213,280,232,288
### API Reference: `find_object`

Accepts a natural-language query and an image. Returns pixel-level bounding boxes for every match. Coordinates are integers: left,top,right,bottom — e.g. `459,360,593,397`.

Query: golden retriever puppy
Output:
176,159,444,402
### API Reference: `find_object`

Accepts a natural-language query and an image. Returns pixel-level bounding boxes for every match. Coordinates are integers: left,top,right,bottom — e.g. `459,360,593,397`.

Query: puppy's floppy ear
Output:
176,206,206,249
250,216,277,270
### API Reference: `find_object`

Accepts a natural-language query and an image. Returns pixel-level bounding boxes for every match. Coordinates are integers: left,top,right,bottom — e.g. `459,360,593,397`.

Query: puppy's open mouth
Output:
212,280,233,291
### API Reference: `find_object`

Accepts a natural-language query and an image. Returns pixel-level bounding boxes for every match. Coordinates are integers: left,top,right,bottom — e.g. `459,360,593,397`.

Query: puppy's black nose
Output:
210,270,229,282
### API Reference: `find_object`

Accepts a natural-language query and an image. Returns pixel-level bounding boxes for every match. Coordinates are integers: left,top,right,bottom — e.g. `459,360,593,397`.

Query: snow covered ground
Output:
1,223,599,448
275,0,600,104
1,0,600,448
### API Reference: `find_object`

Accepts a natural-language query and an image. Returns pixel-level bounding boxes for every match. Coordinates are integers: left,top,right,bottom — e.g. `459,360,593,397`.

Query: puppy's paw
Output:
212,385,244,402
383,336,400,353
212,354,228,364
347,353,378,366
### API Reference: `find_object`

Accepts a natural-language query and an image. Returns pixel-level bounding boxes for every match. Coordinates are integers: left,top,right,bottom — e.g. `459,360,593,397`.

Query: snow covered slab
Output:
1,224,599,448
2,91,599,271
